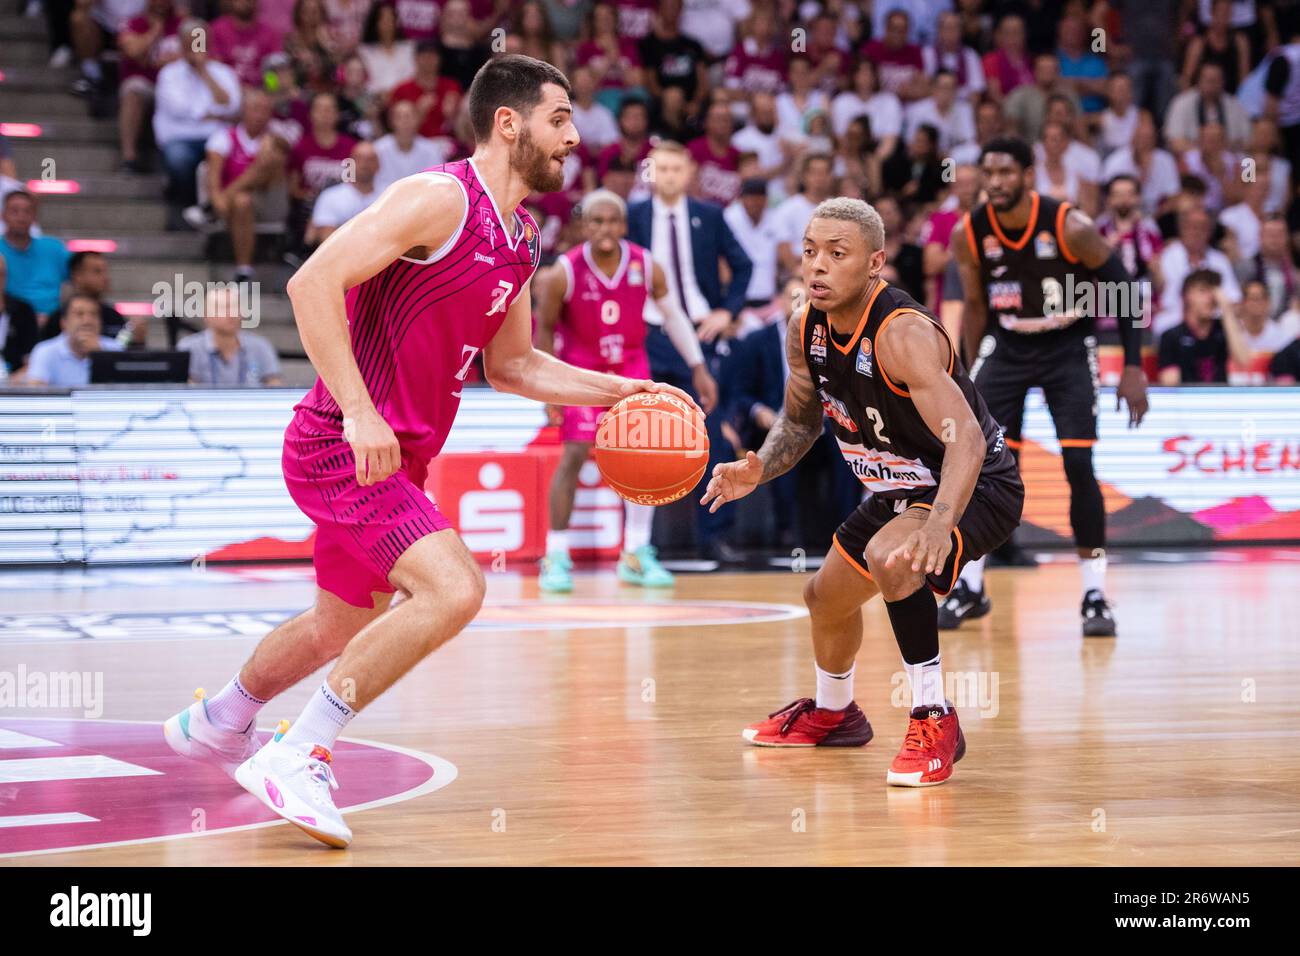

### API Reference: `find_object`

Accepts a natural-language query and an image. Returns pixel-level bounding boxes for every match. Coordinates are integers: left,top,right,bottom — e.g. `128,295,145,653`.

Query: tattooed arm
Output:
700,309,824,512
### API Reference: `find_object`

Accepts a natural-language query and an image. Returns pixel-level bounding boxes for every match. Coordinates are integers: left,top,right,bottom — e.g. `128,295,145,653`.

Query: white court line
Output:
0,754,162,784
0,717,458,859
0,729,60,749
0,812,98,829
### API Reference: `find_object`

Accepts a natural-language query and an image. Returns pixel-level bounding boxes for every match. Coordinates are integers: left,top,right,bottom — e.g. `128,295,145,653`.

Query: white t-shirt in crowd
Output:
1155,241,1243,334
1034,140,1100,184
571,101,621,153
373,134,450,192
731,123,784,172
830,90,903,140
1220,202,1263,259
152,59,242,145
905,97,976,153
775,90,829,145
358,41,416,96
1100,105,1138,156
311,182,380,229
771,193,817,254
680,0,754,58
1100,146,1182,213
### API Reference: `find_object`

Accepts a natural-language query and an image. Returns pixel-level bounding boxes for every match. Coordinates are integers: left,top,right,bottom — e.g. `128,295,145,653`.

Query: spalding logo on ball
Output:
593,392,710,505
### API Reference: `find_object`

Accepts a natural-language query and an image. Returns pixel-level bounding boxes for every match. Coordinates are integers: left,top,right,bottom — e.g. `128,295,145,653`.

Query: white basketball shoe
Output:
235,731,352,848
163,688,262,779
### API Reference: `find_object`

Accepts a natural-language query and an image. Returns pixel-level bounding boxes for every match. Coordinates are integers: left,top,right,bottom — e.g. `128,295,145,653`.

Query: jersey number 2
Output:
866,406,890,444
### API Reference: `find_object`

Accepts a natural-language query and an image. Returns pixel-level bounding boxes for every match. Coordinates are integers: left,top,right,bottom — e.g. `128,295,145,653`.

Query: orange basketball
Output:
594,391,710,505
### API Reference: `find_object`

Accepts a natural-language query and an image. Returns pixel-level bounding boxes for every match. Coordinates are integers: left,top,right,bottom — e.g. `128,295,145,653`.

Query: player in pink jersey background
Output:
163,55,700,849
534,189,718,594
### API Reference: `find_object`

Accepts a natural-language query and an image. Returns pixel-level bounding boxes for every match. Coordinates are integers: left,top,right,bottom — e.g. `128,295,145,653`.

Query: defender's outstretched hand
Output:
700,451,763,513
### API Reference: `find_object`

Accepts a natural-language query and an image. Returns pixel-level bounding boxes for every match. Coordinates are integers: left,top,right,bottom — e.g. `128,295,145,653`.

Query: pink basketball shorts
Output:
282,407,452,608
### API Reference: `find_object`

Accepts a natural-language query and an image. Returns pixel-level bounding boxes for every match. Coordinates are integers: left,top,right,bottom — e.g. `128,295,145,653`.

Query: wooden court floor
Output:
2,556,1299,866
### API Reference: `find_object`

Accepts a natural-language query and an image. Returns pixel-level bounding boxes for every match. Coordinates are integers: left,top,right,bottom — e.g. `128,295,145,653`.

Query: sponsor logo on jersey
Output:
856,338,874,377
988,281,1023,311
480,208,497,247
627,259,644,286
982,235,1003,260
818,390,859,432
991,265,1008,277
835,437,936,492
475,252,496,266
1034,230,1058,259
809,323,828,362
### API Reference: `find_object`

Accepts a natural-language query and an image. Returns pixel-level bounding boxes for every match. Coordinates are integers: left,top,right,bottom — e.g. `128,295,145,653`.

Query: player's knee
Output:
804,568,858,619
863,540,918,597
442,564,487,630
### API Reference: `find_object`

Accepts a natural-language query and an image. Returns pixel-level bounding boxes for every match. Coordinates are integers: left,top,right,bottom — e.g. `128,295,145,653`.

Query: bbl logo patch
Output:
982,235,1003,260
856,338,873,377
627,258,643,286
1034,230,1057,259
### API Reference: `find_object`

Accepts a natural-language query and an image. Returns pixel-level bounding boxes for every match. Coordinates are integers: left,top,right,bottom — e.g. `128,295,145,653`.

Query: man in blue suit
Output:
627,140,753,563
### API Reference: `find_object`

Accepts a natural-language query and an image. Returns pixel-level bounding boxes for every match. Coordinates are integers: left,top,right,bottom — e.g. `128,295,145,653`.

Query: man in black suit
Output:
0,254,39,377
628,140,753,563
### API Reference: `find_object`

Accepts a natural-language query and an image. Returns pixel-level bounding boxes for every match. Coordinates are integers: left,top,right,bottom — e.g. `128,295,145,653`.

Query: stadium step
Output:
2,88,93,117
37,198,168,232
0,65,82,93
0,12,46,39
3,114,119,143
10,141,124,175
61,231,208,259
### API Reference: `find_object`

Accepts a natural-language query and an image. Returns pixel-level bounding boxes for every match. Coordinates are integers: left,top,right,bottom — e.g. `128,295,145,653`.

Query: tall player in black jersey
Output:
949,137,1149,637
701,198,1023,787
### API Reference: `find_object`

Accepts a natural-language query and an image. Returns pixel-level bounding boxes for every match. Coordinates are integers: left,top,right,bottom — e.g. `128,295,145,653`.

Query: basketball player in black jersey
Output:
949,137,1149,637
701,197,1023,787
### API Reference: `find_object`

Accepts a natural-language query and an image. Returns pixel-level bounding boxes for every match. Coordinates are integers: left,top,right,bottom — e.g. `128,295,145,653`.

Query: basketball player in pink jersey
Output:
534,189,718,593
162,55,699,848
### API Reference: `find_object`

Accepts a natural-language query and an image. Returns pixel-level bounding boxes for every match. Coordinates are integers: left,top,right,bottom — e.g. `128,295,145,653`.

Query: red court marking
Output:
0,719,455,858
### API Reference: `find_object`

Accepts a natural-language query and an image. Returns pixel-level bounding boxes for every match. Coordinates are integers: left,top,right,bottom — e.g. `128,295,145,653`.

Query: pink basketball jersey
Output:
298,158,541,462
556,240,651,370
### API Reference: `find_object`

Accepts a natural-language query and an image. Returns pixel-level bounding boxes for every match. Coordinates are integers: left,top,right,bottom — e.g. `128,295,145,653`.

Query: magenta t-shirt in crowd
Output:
575,39,642,91
209,17,285,88
617,0,656,40
119,15,182,84
687,137,741,207
394,0,442,41
290,131,359,194
862,40,924,96
723,39,788,95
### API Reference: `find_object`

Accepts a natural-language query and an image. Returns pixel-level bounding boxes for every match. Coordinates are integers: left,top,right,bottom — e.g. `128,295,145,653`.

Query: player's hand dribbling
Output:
620,378,705,417
700,451,763,513
343,407,401,487
885,517,954,575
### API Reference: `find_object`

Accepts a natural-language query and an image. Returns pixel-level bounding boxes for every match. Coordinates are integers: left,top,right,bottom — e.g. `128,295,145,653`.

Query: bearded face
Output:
513,123,565,193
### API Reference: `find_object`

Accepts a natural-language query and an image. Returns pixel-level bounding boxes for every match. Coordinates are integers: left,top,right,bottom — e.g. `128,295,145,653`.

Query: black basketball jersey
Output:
799,280,1018,500
964,191,1096,342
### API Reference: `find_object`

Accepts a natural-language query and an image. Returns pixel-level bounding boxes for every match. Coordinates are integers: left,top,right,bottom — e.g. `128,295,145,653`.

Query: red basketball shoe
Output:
886,703,966,787
741,697,874,747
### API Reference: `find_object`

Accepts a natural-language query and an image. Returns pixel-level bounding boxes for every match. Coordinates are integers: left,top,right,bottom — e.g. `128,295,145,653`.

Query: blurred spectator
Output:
153,19,242,229
1055,13,1106,115
436,0,491,91
862,8,926,102
1157,270,1249,384
919,162,979,310
680,0,751,61
1233,278,1299,380
570,67,620,153
0,134,14,180
210,0,284,89
286,92,358,256
731,92,785,182
1098,174,1165,290
576,2,646,112
69,0,143,95
775,57,830,150
116,0,182,174
374,100,450,192
869,0,946,47
24,293,123,387
284,0,342,93
1113,0,1177,118
904,69,975,154
1181,121,1240,213
40,251,143,347
804,13,851,96
1248,118,1291,214
617,0,659,41
307,142,381,245
955,0,992,51
723,177,780,306
1155,206,1242,333
392,0,440,41
1235,216,1299,318
510,1,566,67
1268,333,1300,381
626,140,751,563
773,152,834,279
923,10,986,102
722,6,787,100
324,0,370,55
1264,21,1300,168
639,0,711,119
1099,72,1138,157
874,194,925,300
1101,110,1181,214
881,122,946,209
0,191,70,324
595,99,653,197
1220,167,1270,258
1164,62,1250,154
981,13,1033,102
337,54,382,139
388,41,463,138
538,0,589,42
358,2,416,99
1003,54,1077,143
688,99,743,207
0,257,40,377
834,116,883,197
1181,0,1251,93
832,59,903,166
1036,120,1097,214
200,87,290,282
179,286,283,386
950,97,1004,164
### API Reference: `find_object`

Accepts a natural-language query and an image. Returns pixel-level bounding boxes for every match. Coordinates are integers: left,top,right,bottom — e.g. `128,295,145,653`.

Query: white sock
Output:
906,654,946,710
546,528,569,557
623,503,654,552
282,680,355,750
959,557,985,592
1081,551,1106,597
815,662,855,711
80,58,102,80
205,675,266,732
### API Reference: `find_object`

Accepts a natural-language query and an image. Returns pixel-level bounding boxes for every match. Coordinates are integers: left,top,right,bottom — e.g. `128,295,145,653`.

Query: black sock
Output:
885,585,940,668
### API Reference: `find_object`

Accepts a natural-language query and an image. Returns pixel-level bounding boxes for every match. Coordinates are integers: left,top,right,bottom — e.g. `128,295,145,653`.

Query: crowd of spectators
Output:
8,0,1300,392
